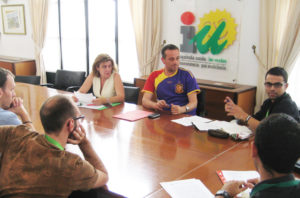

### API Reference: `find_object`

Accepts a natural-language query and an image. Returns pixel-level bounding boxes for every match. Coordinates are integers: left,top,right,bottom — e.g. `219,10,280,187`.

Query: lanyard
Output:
266,110,269,118
44,134,64,151
250,180,300,197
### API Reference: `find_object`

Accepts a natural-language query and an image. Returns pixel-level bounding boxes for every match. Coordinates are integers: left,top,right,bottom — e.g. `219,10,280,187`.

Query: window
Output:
60,0,87,71
43,0,139,83
43,0,60,72
118,0,139,83
88,0,116,72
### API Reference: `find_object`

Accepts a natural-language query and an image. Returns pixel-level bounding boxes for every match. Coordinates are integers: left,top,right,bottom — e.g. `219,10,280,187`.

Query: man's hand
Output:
8,97,26,115
220,180,247,197
72,95,79,103
224,96,248,120
8,97,35,130
68,124,86,145
246,177,260,189
154,100,169,111
170,104,185,114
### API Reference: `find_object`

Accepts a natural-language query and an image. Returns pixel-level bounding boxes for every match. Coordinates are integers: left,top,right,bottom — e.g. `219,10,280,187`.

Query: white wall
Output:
0,0,34,59
160,0,259,86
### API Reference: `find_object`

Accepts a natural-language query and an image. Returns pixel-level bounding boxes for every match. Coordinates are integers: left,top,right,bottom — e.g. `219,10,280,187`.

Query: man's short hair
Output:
255,113,300,174
40,95,77,133
0,68,14,88
265,67,288,83
161,44,179,59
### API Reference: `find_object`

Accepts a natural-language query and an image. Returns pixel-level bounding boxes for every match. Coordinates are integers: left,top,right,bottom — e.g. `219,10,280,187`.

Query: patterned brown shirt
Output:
0,125,98,198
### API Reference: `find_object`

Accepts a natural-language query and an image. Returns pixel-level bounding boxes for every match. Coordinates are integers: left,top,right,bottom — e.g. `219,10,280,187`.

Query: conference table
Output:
15,83,298,198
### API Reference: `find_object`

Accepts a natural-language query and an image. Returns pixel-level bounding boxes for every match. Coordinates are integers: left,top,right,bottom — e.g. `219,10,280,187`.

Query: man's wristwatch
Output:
215,190,231,198
185,105,190,112
244,115,252,125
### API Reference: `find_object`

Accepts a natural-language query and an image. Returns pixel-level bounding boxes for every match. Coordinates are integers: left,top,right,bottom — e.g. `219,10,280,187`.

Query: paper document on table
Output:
192,120,252,139
160,178,214,198
212,120,252,139
216,170,259,198
192,121,220,131
172,115,212,126
216,170,259,184
79,104,105,110
74,91,96,104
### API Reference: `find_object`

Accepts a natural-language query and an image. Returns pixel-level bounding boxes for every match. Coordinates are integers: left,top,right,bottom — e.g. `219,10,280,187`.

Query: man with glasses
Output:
0,95,108,197
224,67,299,131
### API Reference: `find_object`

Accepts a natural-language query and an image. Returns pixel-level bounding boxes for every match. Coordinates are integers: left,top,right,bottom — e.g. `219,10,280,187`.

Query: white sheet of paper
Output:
160,178,214,198
172,116,212,126
74,91,96,104
221,170,259,182
220,170,260,198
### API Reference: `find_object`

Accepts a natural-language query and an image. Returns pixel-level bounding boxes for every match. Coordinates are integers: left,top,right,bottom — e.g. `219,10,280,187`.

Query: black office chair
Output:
15,75,41,85
42,70,86,92
124,86,140,104
196,90,206,117
46,71,56,84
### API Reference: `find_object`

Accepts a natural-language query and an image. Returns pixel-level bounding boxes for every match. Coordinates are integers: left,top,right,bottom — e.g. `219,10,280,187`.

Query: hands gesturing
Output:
224,96,248,120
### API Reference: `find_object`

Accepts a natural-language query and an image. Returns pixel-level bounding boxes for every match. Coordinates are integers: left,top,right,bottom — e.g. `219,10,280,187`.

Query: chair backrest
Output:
54,70,86,91
196,90,206,117
15,75,41,85
46,71,56,84
124,86,140,104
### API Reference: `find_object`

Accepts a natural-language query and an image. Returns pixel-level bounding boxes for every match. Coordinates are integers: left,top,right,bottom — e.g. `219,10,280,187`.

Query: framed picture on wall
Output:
1,4,26,35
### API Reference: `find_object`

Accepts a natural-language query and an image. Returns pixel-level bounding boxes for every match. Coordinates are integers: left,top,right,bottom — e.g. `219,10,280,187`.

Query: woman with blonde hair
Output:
75,54,124,105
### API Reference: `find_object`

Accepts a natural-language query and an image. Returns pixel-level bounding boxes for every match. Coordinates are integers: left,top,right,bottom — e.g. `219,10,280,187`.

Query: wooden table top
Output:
15,83,299,198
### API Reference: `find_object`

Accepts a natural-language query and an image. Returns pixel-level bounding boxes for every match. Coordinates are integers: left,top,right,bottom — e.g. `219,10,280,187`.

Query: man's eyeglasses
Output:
69,115,85,138
72,115,85,123
264,82,285,88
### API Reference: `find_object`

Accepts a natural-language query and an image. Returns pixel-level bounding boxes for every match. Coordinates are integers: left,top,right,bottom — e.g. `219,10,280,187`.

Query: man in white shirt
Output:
0,67,33,129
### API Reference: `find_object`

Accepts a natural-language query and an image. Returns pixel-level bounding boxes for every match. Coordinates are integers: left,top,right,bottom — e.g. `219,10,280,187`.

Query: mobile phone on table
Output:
148,113,160,119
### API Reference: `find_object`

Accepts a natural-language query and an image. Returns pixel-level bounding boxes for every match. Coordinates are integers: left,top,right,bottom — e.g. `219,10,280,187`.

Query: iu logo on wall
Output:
180,9,238,72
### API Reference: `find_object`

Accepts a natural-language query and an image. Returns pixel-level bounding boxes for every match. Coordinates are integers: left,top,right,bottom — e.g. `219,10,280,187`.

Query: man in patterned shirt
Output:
0,95,108,197
142,44,200,115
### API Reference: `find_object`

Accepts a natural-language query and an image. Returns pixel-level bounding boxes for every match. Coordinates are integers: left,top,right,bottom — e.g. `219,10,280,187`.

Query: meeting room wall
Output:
160,0,260,86
0,0,35,59
0,0,259,86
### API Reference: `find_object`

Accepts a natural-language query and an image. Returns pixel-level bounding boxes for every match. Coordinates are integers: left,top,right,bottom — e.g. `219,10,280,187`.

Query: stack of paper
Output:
160,178,214,198
192,120,252,140
74,92,96,104
171,115,212,126
172,115,252,139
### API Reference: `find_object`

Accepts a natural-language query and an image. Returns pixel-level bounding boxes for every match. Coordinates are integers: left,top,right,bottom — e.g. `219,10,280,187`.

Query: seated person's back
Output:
0,95,108,197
